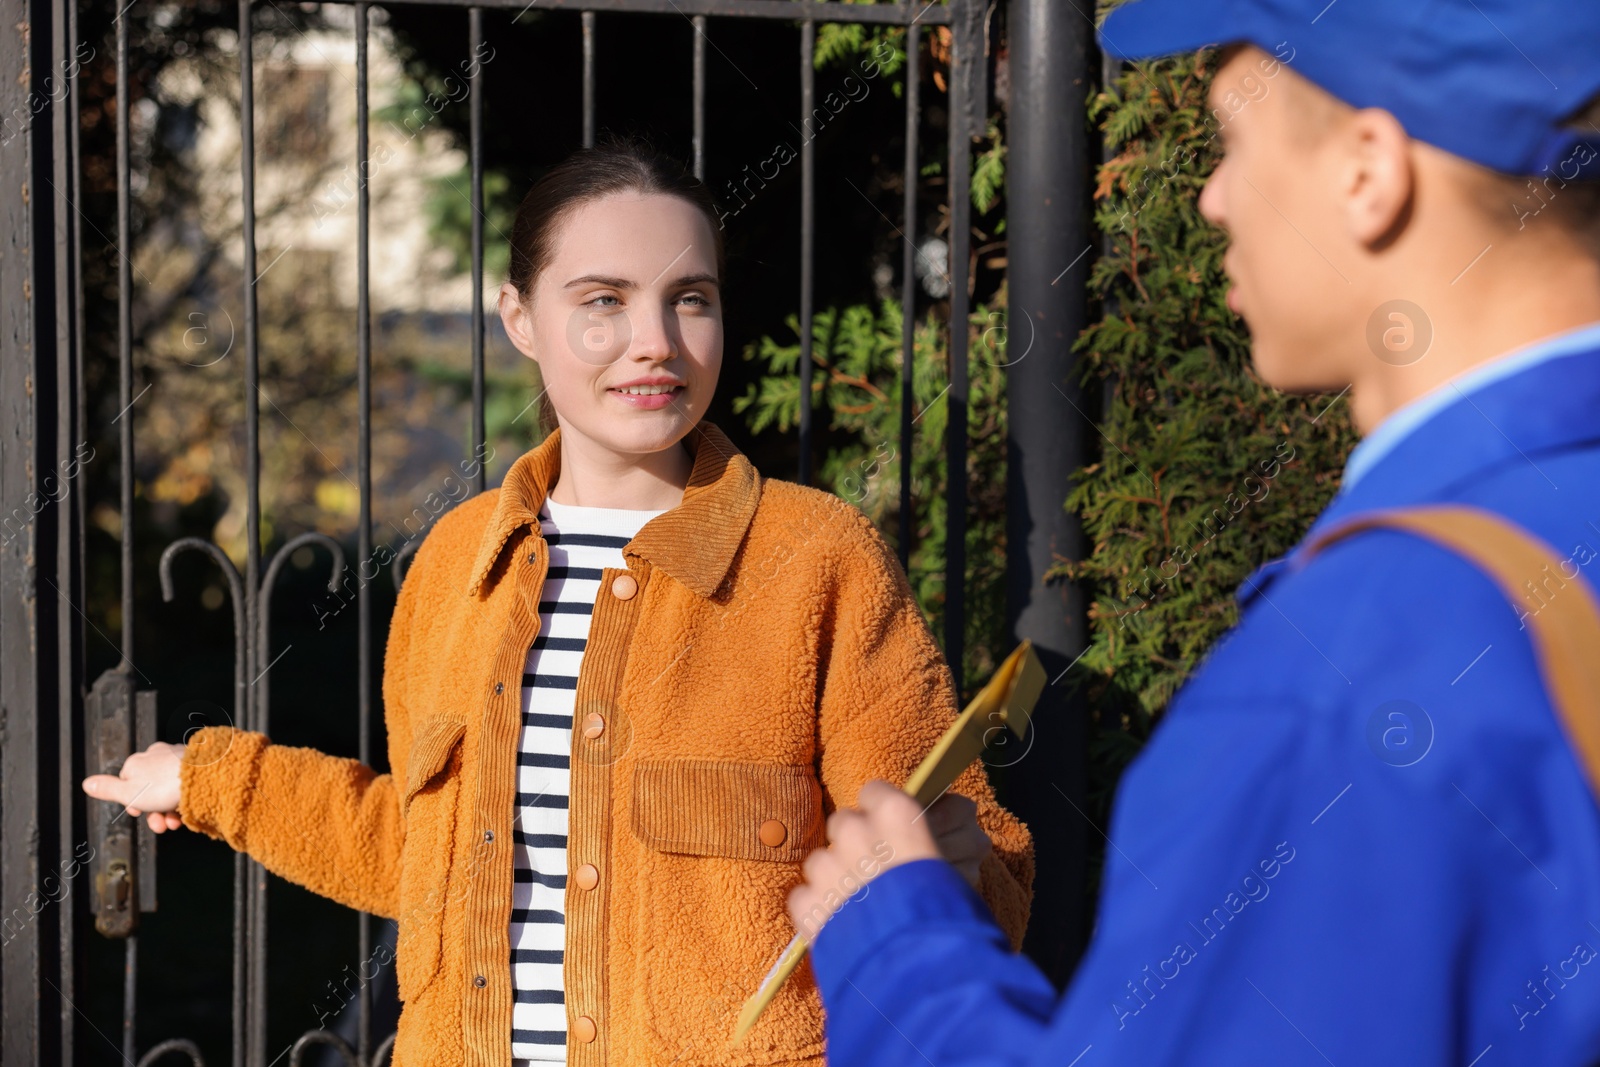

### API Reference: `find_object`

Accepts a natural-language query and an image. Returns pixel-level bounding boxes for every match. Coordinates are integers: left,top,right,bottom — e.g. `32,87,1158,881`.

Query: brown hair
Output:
507,134,726,438
1461,96,1600,255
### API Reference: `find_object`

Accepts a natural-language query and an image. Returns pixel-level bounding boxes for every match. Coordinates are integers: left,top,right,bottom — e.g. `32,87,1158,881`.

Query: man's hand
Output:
82,742,187,834
788,780,992,941
925,790,993,891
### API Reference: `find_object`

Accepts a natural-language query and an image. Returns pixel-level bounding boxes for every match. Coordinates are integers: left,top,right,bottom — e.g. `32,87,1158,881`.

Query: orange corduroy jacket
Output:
177,419,1034,1067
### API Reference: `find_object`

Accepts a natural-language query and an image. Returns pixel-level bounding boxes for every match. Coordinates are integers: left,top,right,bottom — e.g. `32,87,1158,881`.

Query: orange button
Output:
573,1016,597,1043
582,713,606,739
574,863,599,890
759,819,788,847
611,573,638,600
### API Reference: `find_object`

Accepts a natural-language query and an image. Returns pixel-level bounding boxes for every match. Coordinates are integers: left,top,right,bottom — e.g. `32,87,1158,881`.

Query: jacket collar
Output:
465,419,761,600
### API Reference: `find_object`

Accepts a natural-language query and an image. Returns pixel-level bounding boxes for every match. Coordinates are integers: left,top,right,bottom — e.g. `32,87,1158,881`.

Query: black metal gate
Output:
0,0,1093,1063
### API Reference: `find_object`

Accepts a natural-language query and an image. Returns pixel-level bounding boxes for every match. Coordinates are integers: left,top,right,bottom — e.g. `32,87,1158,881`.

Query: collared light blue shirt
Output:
1341,318,1600,491
810,330,1600,1067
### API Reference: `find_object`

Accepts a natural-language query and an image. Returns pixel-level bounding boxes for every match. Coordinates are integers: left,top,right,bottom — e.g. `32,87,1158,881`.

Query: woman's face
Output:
500,190,722,458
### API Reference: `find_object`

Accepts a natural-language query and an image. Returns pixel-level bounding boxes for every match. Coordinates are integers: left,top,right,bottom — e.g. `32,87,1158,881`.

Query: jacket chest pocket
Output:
630,758,824,862
629,759,829,1061
396,717,467,1004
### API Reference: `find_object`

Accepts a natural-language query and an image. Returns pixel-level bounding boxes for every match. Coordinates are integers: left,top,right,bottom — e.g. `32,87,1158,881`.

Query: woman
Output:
83,137,1033,1067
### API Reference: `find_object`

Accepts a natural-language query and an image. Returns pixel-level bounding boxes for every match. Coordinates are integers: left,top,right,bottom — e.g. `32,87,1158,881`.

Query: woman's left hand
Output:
925,791,991,891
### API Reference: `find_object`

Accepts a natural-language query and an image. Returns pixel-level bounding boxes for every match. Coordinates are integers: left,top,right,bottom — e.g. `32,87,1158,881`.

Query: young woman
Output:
83,137,1033,1067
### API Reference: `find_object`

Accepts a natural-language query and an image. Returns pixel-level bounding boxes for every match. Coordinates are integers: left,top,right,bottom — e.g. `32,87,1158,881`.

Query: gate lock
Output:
85,668,159,938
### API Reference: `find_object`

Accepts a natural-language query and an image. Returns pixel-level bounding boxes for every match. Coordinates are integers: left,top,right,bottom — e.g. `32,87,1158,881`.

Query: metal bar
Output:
898,20,919,575
237,3,258,1065
471,6,487,494
944,0,973,697
118,0,134,690
336,0,954,23
692,15,706,179
243,11,270,1060
123,935,137,1062
356,4,376,1060
232,850,248,1067
156,537,249,1065
9,1,78,1062
247,744,265,1052
249,748,267,1067
246,5,268,1056
240,0,262,731
582,11,596,147
0,1,38,1058
798,20,814,486
258,536,342,1067
61,0,90,1058
115,8,139,1062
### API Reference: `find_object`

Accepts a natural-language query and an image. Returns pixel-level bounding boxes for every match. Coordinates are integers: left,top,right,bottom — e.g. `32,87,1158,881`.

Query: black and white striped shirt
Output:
510,496,667,1064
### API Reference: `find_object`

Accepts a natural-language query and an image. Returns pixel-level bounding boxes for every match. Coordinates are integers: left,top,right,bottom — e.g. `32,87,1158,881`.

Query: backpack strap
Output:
1298,504,1600,801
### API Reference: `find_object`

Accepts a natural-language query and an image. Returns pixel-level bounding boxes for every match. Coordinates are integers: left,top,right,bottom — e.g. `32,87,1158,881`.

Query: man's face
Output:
1198,45,1361,392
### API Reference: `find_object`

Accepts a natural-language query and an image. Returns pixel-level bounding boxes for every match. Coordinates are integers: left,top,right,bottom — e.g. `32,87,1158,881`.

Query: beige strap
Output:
1300,504,1600,801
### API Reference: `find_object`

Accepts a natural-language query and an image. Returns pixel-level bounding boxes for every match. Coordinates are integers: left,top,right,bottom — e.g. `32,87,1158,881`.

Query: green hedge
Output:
735,297,1012,694
737,19,1360,900
1062,47,1358,868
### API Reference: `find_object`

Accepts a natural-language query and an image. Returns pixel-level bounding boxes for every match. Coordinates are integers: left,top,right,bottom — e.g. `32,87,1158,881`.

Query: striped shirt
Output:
510,495,668,1064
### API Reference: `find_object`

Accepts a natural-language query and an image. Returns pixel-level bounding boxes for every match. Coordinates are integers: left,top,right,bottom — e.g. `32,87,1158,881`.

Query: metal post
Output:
238,3,262,1061
897,20,919,576
581,11,596,148
358,6,376,1059
1004,0,1095,984
798,20,815,487
1,0,76,1062
691,15,706,179
58,0,91,1058
943,0,981,698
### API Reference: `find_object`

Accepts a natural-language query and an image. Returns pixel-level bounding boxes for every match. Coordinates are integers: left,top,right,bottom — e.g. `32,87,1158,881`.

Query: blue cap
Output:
1097,0,1600,180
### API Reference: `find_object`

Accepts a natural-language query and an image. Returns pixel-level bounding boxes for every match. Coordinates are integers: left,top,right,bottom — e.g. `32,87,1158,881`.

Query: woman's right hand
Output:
82,742,188,834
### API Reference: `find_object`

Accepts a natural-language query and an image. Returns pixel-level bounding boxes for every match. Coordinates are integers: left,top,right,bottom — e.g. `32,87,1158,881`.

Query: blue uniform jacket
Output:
810,325,1600,1067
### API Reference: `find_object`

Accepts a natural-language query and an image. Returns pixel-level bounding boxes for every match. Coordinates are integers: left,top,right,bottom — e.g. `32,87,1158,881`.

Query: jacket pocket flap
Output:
403,717,467,814
630,759,823,863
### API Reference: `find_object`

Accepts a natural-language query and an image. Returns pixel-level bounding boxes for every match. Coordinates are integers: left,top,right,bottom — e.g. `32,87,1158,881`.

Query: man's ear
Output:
1341,107,1414,249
